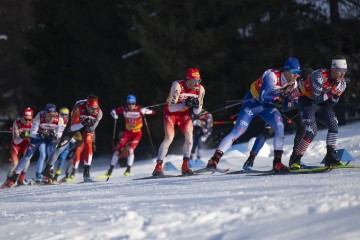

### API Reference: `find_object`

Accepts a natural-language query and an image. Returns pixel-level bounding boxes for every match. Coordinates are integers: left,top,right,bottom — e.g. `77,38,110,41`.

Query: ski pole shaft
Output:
112,119,117,140
143,102,166,109
204,98,253,117
143,115,156,157
225,99,244,103
0,130,12,133
213,121,235,125
111,119,117,151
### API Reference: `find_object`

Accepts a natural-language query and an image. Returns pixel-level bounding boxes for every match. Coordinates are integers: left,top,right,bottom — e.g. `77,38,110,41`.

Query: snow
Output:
1,121,360,240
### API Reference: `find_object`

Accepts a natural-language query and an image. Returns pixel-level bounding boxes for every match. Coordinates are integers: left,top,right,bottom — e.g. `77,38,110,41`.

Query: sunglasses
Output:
289,69,301,74
60,114,69,118
87,106,99,111
128,103,136,105
188,79,201,84
24,119,32,122
336,68,347,73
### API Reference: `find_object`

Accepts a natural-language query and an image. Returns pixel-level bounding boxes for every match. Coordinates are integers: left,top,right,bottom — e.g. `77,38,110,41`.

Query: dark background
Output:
1,0,359,162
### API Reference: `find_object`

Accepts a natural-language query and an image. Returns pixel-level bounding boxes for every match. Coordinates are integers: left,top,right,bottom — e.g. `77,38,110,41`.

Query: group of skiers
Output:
1,54,348,187
150,56,347,176
1,94,103,188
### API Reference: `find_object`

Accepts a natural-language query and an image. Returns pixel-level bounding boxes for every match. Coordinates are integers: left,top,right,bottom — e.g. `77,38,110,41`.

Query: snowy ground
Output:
1,121,360,240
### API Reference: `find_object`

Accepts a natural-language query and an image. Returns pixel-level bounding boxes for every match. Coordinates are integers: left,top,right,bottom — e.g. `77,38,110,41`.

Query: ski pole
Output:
213,121,235,125
143,115,156,157
225,99,244,103
111,118,117,151
204,98,253,117
0,130,12,133
282,112,300,124
143,102,166,109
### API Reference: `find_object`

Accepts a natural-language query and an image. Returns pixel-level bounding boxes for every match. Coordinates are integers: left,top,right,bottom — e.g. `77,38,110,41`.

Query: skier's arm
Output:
193,85,205,115
12,120,23,145
86,109,103,132
259,71,280,104
55,117,65,140
140,108,156,115
168,81,189,112
30,113,41,138
70,104,84,132
311,71,330,105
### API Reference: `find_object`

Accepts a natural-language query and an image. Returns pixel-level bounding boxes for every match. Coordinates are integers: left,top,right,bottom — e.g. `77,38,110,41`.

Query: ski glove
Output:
185,97,194,107
20,130,30,139
110,109,119,119
192,98,199,108
82,116,96,126
40,130,51,139
331,79,346,96
185,97,199,108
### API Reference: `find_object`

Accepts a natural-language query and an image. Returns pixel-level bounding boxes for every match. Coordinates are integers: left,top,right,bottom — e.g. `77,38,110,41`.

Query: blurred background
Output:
1,0,359,163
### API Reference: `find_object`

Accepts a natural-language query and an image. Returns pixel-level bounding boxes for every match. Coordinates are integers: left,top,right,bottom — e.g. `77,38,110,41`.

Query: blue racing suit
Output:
217,69,286,153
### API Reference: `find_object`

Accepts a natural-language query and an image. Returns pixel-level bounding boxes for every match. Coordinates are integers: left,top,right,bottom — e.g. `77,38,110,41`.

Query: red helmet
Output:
23,108,33,119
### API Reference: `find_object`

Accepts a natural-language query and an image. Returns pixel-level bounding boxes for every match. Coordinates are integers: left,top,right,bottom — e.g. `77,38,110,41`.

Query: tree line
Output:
0,0,359,160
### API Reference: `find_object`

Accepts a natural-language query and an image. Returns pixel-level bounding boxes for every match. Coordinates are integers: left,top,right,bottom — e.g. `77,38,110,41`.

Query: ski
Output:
78,179,100,184
28,178,58,186
299,161,359,170
95,175,113,179
133,173,203,181
58,177,75,184
250,167,332,176
227,169,273,175
193,167,229,174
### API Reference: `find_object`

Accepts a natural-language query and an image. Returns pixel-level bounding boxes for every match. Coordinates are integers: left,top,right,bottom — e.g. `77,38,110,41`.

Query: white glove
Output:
111,110,119,119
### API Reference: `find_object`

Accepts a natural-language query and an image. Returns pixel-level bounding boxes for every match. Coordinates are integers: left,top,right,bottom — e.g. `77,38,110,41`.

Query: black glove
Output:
185,97,195,107
49,130,56,140
192,98,199,108
273,96,284,108
82,116,96,126
20,131,30,139
40,131,51,139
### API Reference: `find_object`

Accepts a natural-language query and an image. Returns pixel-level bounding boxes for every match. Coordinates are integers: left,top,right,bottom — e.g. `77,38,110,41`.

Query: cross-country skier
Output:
206,57,301,172
190,109,213,160
152,68,205,176
243,67,313,170
3,104,64,187
106,94,156,177
42,94,103,182
52,107,70,182
1,108,34,188
291,55,347,167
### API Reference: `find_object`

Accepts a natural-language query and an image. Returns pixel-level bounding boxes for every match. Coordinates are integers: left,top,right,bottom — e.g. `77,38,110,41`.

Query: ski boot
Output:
42,164,53,179
63,169,76,182
83,165,93,182
152,160,164,176
35,172,44,182
324,146,343,167
124,166,131,177
243,153,256,170
52,170,61,183
1,176,12,189
17,172,27,185
206,150,223,170
272,150,289,172
105,165,114,177
289,151,302,170
181,158,193,175
2,173,19,188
